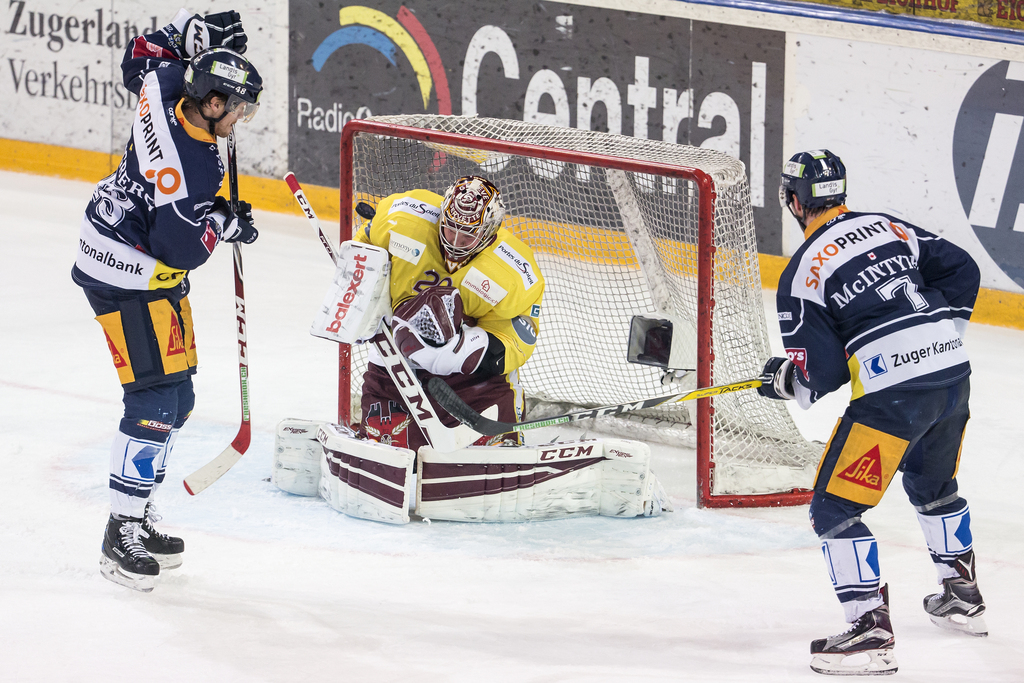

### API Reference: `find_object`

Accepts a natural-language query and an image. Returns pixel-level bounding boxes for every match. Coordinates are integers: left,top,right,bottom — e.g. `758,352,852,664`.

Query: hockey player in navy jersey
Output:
72,9,262,592
759,150,987,675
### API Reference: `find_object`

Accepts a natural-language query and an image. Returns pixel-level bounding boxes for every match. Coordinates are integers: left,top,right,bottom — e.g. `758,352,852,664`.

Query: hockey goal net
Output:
337,115,818,508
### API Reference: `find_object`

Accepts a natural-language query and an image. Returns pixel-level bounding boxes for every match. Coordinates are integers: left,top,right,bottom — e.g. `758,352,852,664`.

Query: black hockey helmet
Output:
779,149,847,212
183,47,263,123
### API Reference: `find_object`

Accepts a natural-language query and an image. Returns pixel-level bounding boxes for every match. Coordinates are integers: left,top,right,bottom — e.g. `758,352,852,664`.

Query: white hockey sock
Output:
150,428,179,498
109,429,162,519
915,500,972,581
821,534,883,622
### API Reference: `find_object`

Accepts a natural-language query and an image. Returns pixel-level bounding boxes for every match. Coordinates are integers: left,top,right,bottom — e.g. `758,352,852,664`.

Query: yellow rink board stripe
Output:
3,136,1022,330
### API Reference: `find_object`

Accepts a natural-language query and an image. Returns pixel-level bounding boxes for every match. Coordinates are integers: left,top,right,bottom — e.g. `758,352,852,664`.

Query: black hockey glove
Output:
757,356,797,401
211,196,258,244
183,11,247,58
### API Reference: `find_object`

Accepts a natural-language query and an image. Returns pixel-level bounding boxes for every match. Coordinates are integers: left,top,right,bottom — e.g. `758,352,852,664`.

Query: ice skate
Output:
141,502,184,570
99,515,159,592
924,550,987,637
810,585,898,676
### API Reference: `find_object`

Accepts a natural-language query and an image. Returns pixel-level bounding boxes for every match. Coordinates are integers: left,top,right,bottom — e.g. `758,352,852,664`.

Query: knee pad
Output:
810,493,869,537
121,383,184,442
175,378,195,429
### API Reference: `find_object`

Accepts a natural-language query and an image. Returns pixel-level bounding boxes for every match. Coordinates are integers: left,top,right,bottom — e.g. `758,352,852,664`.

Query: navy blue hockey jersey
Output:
777,207,980,407
73,16,225,291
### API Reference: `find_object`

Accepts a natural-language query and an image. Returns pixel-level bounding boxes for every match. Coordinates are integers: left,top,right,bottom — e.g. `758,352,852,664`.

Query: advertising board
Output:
288,1,787,253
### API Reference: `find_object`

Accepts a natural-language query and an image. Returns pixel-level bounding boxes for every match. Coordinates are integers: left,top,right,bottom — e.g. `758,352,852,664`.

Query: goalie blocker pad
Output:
272,418,327,496
416,439,672,522
311,241,392,344
317,423,415,525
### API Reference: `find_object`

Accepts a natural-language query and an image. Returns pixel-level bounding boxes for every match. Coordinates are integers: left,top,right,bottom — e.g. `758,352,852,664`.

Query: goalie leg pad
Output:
318,423,414,525
272,419,327,496
416,439,671,522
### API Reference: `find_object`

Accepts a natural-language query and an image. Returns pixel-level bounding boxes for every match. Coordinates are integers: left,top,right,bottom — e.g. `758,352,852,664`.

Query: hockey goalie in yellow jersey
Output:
355,175,544,451
286,173,669,525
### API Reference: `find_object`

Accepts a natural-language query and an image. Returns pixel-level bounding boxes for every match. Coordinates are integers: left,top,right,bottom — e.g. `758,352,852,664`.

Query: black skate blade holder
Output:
626,315,695,380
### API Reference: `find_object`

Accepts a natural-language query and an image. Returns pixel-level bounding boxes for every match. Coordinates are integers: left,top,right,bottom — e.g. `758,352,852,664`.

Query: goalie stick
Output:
184,129,252,495
427,376,764,436
284,171,483,453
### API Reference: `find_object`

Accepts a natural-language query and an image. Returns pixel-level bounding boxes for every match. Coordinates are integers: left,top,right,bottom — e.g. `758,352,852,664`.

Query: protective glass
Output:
226,93,259,123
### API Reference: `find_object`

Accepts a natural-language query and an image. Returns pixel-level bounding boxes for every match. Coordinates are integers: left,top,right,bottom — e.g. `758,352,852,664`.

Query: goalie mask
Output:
438,176,505,272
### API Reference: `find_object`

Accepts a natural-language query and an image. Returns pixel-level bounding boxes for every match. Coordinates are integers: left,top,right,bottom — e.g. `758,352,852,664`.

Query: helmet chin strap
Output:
198,106,230,138
787,203,808,230
785,193,809,230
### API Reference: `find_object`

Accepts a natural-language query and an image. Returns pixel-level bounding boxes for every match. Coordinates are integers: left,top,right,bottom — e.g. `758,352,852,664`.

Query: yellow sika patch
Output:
148,300,190,375
825,423,909,506
95,311,135,385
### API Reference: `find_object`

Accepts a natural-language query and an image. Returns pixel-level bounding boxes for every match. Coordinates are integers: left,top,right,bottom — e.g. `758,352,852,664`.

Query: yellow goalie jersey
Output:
355,189,545,374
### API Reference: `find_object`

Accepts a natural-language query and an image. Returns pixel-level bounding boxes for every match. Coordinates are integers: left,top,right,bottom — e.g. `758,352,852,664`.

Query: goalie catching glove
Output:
757,356,798,400
392,287,489,376
209,196,258,244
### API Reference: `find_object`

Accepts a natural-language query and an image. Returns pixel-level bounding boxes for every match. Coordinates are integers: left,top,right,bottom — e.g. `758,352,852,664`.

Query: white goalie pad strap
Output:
415,439,670,522
317,423,414,525
272,419,326,496
311,241,392,344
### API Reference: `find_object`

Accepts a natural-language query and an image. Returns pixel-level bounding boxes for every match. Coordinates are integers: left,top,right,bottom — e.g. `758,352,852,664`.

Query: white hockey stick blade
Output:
183,444,244,495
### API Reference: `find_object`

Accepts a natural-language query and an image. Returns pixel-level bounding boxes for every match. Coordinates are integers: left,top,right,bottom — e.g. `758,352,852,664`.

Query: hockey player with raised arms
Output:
72,9,262,592
759,150,986,675
355,176,544,449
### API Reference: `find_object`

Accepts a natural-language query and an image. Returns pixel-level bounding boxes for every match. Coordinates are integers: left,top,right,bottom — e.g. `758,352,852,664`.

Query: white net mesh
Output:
344,115,818,500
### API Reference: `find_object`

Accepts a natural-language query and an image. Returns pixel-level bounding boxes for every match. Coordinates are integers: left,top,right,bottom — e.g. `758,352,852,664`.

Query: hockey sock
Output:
151,428,180,497
820,518,883,622
915,496,972,581
109,429,164,519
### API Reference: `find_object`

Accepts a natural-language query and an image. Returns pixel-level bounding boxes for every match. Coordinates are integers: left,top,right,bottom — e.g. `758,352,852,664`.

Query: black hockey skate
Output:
141,502,184,570
99,515,160,592
810,584,897,676
924,550,987,637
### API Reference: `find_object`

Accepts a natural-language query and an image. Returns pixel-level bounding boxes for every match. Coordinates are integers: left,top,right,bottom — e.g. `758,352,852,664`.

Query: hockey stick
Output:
284,172,483,452
184,128,251,495
427,376,763,436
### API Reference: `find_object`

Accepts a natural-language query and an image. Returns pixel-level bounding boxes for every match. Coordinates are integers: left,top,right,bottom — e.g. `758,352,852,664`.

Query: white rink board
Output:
3,0,1024,292
785,35,1023,293
1,0,288,177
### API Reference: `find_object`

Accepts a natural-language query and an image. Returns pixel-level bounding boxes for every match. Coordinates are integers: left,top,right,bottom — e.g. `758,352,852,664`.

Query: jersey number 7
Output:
877,275,928,312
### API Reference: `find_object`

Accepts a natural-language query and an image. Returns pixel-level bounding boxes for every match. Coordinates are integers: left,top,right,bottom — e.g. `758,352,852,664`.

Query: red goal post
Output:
337,116,815,508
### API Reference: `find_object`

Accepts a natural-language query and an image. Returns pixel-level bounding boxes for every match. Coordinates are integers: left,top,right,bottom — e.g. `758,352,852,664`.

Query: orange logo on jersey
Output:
167,316,186,356
104,330,127,368
889,222,909,241
837,446,883,490
144,168,182,195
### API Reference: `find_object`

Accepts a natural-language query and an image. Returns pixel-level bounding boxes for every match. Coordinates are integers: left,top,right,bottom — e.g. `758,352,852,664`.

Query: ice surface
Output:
1,170,1021,681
